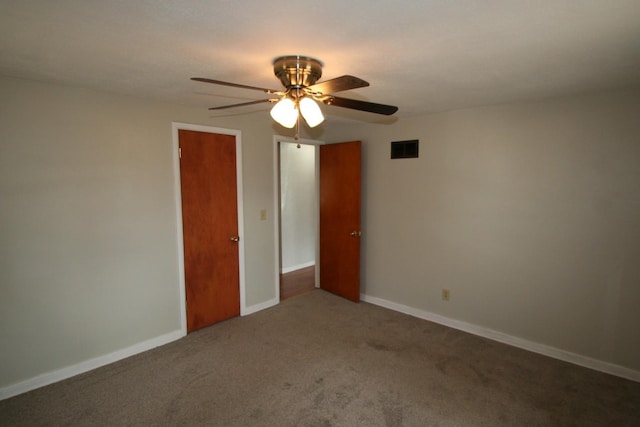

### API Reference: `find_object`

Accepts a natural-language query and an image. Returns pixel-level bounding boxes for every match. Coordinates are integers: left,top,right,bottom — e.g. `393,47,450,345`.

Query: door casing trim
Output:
172,122,246,335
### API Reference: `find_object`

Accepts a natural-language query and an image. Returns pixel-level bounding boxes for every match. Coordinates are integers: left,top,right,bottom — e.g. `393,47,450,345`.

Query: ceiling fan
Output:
192,55,398,133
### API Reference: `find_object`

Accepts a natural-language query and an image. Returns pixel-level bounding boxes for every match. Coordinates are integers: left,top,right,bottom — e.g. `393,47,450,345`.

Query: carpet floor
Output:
1,290,639,426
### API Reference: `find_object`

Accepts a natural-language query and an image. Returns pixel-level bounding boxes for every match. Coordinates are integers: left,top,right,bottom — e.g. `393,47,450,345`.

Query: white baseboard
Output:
243,297,279,316
0,330,184,401
361,293,640,383
2,296,280,401
7,293,635,401
281,261,315,274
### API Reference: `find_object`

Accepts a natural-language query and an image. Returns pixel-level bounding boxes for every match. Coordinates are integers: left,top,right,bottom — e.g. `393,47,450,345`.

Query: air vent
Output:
390,139,419,159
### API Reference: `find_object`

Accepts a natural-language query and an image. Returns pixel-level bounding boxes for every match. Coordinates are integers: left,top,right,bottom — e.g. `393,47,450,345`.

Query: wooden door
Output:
179,129,240,332
319,141,361,302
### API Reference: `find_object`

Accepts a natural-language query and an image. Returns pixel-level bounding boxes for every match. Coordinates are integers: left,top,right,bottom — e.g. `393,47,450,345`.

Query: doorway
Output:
173,123,246,335
277,138,319,300
274,137,362,303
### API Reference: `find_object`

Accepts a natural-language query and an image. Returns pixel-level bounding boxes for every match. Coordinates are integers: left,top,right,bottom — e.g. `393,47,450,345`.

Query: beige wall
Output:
0,76,286,390
325,89,640,372
2,74,638,392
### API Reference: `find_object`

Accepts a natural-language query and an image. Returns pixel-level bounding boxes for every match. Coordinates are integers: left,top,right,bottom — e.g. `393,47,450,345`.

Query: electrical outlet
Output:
442,289,450,301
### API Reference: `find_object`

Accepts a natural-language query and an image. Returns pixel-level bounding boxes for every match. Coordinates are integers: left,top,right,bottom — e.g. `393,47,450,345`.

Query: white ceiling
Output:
1,1,639,123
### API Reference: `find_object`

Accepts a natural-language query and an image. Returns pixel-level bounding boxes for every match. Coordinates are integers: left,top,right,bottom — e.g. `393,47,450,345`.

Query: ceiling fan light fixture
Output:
193,54,398,134
270,97,297,128
299,97,324,128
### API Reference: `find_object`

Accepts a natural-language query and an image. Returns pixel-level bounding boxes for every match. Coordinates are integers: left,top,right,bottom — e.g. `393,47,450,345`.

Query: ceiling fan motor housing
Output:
273,56,323,92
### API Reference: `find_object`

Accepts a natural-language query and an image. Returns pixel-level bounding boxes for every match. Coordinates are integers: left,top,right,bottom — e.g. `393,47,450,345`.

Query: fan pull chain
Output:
294,85,301,141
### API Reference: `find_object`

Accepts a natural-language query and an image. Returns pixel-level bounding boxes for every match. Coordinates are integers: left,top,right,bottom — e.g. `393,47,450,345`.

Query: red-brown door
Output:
319,141,361,302
179,129,240,332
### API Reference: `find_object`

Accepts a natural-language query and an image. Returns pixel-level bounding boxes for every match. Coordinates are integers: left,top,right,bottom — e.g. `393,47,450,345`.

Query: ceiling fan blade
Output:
323,96,398,115
306,75,369,94
192,77,282,94
208,98,278,110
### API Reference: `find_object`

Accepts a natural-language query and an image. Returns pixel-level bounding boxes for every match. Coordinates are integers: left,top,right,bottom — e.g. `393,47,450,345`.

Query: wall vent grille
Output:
391,140,419,159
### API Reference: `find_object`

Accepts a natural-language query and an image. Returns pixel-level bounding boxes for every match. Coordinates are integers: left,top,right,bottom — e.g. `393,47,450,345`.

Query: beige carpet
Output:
1,290,639,426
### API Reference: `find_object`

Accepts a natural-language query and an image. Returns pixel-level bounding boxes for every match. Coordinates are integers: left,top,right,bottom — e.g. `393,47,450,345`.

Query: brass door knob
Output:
230,236,240,242
349,230,362,237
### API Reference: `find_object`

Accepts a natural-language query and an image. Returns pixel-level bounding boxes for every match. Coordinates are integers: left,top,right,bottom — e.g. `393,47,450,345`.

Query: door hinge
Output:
179,147,182,159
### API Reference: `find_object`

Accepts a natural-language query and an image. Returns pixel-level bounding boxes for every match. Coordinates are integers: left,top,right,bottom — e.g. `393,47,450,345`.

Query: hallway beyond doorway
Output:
280,266,315,300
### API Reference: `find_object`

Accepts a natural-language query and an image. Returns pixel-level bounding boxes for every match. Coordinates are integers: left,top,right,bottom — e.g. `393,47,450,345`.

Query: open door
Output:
319,141,361,302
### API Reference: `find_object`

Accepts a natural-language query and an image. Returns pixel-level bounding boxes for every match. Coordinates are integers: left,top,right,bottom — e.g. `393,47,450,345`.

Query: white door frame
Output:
172,122,246,335
272,135,324,301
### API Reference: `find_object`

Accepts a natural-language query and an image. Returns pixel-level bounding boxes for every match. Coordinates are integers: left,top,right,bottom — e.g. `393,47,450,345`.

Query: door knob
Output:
349,230,361,237
230,236,240,242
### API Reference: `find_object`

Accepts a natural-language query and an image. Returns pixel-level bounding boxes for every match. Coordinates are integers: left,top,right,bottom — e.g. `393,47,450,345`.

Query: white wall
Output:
0,76,286,393
280,142,316,271
325,89,640,374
